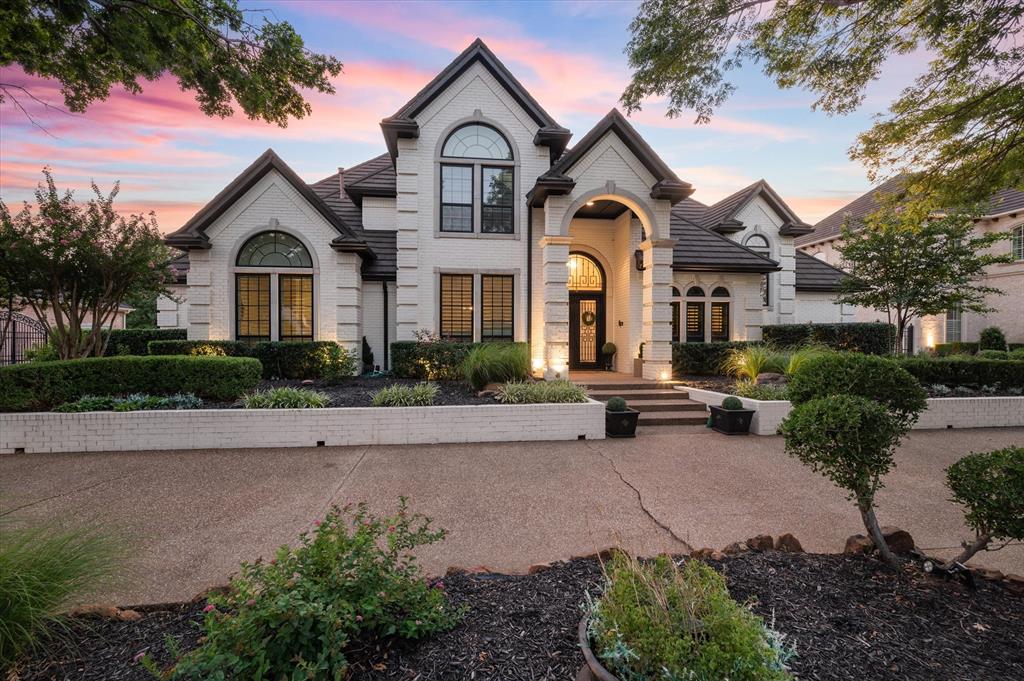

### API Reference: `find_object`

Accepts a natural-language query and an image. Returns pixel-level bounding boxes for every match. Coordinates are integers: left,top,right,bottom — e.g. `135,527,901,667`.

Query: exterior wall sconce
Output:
634,249,645,271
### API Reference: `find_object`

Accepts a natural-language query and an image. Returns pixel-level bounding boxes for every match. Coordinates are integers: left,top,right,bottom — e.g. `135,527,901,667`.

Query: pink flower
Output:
133,651,147,663
434,580,445,590
313,519,321,527
355,614,363,622
415,619,422,625
203,604,216,613
246,599,257,606
378,591,386,598
387,525,396,533
59,238,69,245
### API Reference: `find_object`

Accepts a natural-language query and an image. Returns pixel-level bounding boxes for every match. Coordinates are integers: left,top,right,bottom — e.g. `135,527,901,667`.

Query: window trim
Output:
480,165,514,234
945,305,962,343
438,272,475,342
744,234,772,308
439,163,475,234
1012,224,1024,261
235,273,272,344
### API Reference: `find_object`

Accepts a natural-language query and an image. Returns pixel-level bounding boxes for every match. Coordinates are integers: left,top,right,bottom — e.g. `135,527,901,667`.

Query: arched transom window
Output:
440,123,515,235
682,285,730,343
567,253,604,291
234,230,314,343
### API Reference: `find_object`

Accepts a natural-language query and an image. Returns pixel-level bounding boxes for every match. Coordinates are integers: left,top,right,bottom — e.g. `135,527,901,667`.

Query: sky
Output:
0,0,923,233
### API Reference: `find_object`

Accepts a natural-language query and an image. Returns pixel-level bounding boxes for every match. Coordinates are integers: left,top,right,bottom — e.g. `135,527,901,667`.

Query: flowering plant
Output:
172,498,460,679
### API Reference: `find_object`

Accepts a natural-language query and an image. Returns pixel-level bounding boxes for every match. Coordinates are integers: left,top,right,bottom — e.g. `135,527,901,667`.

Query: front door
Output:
569,293,605,370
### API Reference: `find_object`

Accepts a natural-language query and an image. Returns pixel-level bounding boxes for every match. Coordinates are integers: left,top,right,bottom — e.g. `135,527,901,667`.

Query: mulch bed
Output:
205,376,494,409
15,553,1023,680
677,374,736,392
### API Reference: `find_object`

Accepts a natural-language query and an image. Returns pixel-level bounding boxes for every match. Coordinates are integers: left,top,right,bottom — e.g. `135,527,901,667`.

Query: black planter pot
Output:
602,355,615,371
577,617,620,681
708,405,754,435
605,408,639,438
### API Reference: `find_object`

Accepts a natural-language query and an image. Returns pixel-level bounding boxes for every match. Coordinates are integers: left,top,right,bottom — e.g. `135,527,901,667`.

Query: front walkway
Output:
2,427,1021,605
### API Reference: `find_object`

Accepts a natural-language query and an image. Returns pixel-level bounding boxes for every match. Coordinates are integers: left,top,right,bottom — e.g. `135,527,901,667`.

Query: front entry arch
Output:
567,252,606,370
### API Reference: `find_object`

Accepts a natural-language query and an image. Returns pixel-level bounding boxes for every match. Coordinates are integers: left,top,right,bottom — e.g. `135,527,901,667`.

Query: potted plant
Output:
605,396,639,438
709,396,755,435
601,342,617,371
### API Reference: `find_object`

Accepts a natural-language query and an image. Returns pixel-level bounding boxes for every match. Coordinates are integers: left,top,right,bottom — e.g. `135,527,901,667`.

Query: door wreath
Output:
581,310,597,326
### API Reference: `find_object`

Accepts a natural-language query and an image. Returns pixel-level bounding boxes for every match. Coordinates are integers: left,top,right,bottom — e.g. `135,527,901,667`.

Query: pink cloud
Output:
786,195,864,224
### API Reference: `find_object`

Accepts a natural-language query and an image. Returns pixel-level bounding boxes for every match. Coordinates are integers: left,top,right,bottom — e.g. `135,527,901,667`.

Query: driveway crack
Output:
0,476,124,517
320,445,370,515
587,443,691,550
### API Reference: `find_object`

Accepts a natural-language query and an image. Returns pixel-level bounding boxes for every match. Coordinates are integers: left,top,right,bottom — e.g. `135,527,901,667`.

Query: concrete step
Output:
581,382,681,391
639,411,709,427
625,399,706,413
588,389,690,399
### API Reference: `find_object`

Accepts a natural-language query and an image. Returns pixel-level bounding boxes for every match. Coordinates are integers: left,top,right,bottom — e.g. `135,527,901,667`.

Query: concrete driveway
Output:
2,427,1022,605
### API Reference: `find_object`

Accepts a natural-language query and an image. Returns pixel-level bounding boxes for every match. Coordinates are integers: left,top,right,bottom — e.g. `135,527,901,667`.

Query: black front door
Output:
569,293,605,370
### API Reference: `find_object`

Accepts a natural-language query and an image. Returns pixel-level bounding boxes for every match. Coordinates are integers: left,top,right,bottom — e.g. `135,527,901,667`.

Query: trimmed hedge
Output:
761,322,894,354
671,341,755,376
104,328,186,356
390,341,530,380
148,339,357,380
898,357,1024,389
934,341,980,357
0,355,261,411
148,339,250,357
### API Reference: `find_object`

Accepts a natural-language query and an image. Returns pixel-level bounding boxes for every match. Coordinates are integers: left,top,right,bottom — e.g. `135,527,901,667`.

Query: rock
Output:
69,604,121,619
722,541,747,555
527,562,552,575
691,547,715,559
774,533,804,553
881,526,915,554
971,567,1004,581
746,534,774,552
845,534,874,555
466,565,493,575
755,372,786,386
117,609,142,621
573,548,616,563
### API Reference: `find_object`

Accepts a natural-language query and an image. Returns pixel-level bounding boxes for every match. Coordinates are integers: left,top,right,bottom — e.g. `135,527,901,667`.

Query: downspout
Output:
526,205,532,350
382,280,389,371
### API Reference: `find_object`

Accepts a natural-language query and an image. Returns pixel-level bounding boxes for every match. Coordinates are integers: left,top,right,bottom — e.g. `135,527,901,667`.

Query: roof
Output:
794,251,849,292
344,153,397,204
529,109,693,206
164,149,373,261
309,171,396,280
669,201,781,274
699,180,814,237
796,177,1024,247
381,39,571,162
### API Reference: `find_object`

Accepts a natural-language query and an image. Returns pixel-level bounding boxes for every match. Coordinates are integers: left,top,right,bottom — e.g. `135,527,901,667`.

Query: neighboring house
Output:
159,39,849,379
797,179,1024,352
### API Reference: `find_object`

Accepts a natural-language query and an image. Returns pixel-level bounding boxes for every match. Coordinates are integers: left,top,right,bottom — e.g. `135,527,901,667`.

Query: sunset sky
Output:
0,0,927,232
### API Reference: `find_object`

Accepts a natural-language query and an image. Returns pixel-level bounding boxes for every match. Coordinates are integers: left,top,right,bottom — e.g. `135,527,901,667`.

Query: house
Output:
159,39,851,379
797,178,1024,352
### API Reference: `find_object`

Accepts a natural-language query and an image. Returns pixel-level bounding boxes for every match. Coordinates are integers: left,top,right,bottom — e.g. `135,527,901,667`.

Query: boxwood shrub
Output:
761,322,894,354
898,357,1024,389
0,356,261,411
103,328,186,355
148,339,356,380
671,341,755,376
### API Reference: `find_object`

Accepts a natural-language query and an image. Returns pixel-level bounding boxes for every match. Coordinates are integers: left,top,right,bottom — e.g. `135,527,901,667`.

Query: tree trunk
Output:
859,500,899,568
944,532,991,568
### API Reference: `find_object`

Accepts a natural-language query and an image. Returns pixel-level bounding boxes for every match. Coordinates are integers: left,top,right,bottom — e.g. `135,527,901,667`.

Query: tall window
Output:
440,274,474,341
745,234,771,306
439,123,514,234
1013,225,1024,261
945,305,962,342
235,231,314,342
710,287,730,342
685,286,705,343
670,286,681,342
481,275,514,341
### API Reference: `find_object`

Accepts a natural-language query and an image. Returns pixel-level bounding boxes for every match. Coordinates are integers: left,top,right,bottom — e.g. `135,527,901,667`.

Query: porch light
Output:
634,249,645,271
659,370,670,381
532,357,544,371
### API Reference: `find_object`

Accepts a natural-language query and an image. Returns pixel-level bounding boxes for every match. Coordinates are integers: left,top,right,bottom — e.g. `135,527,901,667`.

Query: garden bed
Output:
209,377,494,409
15,552,1022,681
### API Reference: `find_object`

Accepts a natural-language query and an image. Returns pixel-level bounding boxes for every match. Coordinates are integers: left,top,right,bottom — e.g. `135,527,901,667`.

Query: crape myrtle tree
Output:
622,0,1024,214
835,209,1012,354
0,169,174,359
0,0,342,127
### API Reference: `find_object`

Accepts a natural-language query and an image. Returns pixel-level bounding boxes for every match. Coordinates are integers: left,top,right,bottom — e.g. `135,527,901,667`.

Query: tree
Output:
835,209,1012,354
0,169,174,359
0,0,341,127
622,0,1024,211
944,447,1023,567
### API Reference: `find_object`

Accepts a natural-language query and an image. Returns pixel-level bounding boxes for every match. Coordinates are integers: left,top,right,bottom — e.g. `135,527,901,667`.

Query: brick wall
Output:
1,400,606,454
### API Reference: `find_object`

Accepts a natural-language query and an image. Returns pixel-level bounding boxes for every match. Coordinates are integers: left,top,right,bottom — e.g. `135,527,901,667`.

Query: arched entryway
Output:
567,252,605,370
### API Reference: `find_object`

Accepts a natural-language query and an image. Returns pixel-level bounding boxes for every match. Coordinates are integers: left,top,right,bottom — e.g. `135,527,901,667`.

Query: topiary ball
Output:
722,396,743,410
606,396,627,412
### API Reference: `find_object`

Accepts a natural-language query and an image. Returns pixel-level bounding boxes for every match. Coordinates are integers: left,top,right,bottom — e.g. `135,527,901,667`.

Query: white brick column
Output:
185,250,212,340
641,238,675,381
540,235,571,379
334,251,362,371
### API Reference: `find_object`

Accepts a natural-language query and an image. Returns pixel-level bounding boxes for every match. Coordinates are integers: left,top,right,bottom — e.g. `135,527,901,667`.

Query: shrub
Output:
761,322,894,354
54,392,202,413
976,349,1009,360
606,396,627,412
780,394,903,566
788,353,927,431
944,447,1024,565
719,345,782,381
672,341,755,376
242,387,329,409
103,328,186,356
733,381,789,401
148,339,249,357
778,345,827,377
370,382,438,407
251,341,357,381
462,343,530,391
1012,347,1024,360
390,340,473,380
171,500,460,679
978,326,1008,351
721,396,744,410
934,341,980,356
362,336,375,373
495,380,588,404
588,552,792,681
0,521,119,669
602,342,617,356
898,357,1024,389
0,356,261,411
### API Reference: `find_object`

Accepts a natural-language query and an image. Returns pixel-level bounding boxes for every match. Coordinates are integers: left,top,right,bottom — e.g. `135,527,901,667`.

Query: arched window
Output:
686,286,705,297
234,230,314,343
682,285,731,343
1013,225,1024,261
567,253,604,291
745,235,771,307
683,286,706,343
711,286,730,297
710,287,730,342
670,287,681,342
440,123,515,234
